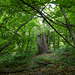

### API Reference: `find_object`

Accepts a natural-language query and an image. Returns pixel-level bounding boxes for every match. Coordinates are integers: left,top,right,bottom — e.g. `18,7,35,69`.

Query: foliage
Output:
0,50,34,68
0,0,75,73
55,46,75,66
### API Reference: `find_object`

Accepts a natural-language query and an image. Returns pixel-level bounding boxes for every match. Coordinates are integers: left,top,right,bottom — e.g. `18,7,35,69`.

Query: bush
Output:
0,50,33,68
55,46,75,66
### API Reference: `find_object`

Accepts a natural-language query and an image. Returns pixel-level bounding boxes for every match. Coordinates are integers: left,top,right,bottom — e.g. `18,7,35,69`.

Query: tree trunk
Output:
37,29,46,54
43,23,49,53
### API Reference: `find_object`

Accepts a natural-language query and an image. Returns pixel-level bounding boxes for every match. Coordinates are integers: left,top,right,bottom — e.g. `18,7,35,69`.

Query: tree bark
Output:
43,23,49,52
37,29,46,54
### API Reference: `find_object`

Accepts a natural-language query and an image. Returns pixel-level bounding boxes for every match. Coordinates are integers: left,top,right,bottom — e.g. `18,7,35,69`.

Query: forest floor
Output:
0,51,75,75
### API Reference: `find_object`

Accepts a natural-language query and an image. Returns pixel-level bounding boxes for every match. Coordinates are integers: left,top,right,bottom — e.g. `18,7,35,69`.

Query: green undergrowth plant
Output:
29,46,75,70
0,46,75,70
55,46,75,66
0,50,33,68
29,53,59,70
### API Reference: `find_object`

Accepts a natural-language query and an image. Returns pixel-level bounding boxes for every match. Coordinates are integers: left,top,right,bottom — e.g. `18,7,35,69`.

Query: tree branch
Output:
20,0,75,48
0,15,34,52
60,6,75,46
41,14,75,48
0,25,23,40
43,11,75,27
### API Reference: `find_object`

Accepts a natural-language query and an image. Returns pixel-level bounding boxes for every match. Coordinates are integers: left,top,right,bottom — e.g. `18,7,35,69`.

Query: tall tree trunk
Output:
42,23,49,53
37,29,46,54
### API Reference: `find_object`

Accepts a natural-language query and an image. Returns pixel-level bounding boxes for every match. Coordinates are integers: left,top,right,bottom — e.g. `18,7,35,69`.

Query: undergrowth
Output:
29,46,75,70
0,50,33,68
0,46,75,70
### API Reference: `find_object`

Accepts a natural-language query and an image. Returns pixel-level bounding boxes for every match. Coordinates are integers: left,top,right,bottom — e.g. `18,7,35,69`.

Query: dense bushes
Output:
0,46,75,69
55,46,75,66
0,50,34,68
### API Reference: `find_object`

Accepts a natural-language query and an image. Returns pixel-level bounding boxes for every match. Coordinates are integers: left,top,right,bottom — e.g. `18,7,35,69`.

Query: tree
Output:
0,0,75,53
42,23,49,52
37,29,46,54
19,0,75,48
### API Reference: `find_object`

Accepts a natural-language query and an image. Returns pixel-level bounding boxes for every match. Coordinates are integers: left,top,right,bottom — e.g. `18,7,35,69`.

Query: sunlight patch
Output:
51,4,56,8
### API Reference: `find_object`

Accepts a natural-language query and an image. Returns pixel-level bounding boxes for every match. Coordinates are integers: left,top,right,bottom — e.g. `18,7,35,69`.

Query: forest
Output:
0,0,75,75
